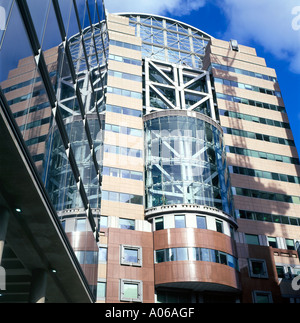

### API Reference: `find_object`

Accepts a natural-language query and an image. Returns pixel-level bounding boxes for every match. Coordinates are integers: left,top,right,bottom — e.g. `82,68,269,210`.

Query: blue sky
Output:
106,0,300,154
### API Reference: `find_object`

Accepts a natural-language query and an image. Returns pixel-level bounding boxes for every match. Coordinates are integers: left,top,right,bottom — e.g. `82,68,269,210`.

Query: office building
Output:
0,0,299,303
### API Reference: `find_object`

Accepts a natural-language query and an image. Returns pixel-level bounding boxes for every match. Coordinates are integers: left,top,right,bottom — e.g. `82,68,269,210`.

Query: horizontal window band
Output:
223,127,295,147
102,190,143,205
103,144,142,158
215,77,281,98
212,63,277,82
216,92,285,113
226,145,299,165
237,209,300,226
219,109,290,129
233,187,300,204
155,247,239,270
230,165,300,184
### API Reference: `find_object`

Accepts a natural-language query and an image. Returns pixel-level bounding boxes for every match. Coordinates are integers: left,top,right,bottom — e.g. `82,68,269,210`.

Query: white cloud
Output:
216,0,300,73
105,0,206,16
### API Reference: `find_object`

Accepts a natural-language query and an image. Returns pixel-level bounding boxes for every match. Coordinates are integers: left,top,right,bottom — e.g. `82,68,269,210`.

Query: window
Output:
75,218,86,231
121,245,142,267
155,217,164,230
196,215,206,229
201,248,210,262
75,251,98,264
276,266,285,279
97,281,106,300
177,248,188,261
249,259,268,278
120,279,143,302
215,219,223,233
253,291,273,303
285,239,295,250
268,236,278,248
166,248,177,262
245,234,260,245
155,249,165,263
175,215,185,228
119,218,135,230
98,215,108,229
219,252,228,265
98,247,107,263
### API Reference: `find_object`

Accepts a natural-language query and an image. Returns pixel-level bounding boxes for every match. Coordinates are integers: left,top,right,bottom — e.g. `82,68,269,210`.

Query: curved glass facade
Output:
155,247,239,270
144,111,234,216
45,117,102,211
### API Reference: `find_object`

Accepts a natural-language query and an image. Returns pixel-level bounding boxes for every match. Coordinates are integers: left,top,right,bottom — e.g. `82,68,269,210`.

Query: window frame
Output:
196,215,207,229
97,280,106,300
248,258,268,278
120,279,143,302
245,233,260,245
155,216,164,231
215,219,223,233
267,236,278,248
285,238,295,250
120,245,143,267
119,218,135,230
174,214,186,228
252,290,273,303
98,246,108,263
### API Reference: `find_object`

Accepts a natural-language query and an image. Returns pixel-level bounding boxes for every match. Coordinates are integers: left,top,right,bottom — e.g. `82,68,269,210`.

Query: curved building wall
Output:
147,204,240,298
144,110,234,216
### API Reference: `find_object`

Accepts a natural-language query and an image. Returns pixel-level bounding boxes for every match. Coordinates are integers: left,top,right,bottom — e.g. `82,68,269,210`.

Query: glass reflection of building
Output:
0,0,108,301
1,1,300,304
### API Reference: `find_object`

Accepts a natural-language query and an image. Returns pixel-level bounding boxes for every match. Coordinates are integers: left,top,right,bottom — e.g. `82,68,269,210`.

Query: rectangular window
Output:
97,281,106,300
155,249,165,263
268,236,278,248
245,234,260,245
188,247,199,261
155,217,164,231
98,247,107,263
120,279,143,302
196,215,206,229
166,248,177,262
201,248,210,262
219,252,228,265
121,245,142,266
249,259,268,278
177,248,188,261
120,169,130,179
253,291,273,303
119,218,135,230
175,215,186,228
124,283,138,299
215,219,223,233
285,239,295,250
276,266,285,279
75,218,86,232
98,215,108,229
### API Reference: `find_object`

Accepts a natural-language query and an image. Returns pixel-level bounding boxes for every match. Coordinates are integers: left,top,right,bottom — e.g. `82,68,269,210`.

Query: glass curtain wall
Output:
0,0,107,299
144,112,234,216
125,14,211,69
